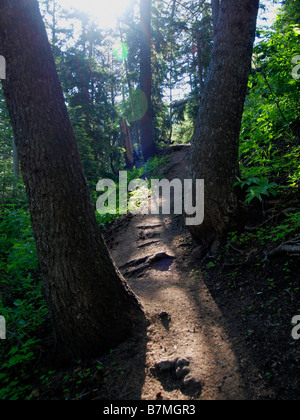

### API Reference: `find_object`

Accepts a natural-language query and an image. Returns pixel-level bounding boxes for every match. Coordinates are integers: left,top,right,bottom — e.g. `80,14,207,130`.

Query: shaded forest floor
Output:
34,145,300,400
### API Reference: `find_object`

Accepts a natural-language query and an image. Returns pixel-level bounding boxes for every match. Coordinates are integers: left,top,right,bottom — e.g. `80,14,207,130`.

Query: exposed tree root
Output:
120,252,176,277
266,237,300,259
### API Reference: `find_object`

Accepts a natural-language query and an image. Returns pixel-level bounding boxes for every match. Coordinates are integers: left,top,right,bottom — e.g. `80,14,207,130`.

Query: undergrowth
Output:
0,207,48,399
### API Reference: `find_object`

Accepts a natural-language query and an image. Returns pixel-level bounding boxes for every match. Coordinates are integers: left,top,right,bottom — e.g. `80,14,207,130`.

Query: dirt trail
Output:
102,146,257,400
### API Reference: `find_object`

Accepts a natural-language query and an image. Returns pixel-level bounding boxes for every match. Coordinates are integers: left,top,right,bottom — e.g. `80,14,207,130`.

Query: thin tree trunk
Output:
51,0,57,46
118,23,141,150
189,0,259,248
121,118,134,167
140,0,157,160
0,0,146,365
196,28,204,95
168,0,177,145
211,0,220,37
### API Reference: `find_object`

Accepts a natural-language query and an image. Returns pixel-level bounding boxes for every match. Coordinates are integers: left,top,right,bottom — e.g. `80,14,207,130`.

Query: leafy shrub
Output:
240,5,300,194
234,177,278,203
228,211,300,247
0,207,48,400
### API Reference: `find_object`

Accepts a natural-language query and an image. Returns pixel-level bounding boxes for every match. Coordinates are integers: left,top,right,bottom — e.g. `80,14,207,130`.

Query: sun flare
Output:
56,0,135,29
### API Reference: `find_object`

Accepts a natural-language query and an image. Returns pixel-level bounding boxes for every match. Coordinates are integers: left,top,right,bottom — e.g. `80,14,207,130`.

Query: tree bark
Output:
211,0,220,37
121,118,134,167
196,28,204,95
189,0,259,248
140,0,157,160
0,0,146,365
12,136,19,177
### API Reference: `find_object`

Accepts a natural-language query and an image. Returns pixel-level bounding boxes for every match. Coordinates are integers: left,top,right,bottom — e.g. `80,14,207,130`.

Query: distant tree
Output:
0,0,146,365
151,0,214,135
139,0,157,160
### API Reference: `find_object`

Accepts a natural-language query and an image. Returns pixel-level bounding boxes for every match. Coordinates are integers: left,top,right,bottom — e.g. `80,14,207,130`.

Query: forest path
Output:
103,146,253,400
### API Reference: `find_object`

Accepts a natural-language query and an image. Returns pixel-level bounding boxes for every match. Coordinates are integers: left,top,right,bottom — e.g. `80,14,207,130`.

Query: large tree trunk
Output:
0,0,146,365
140,0,157,160
189,0,259,248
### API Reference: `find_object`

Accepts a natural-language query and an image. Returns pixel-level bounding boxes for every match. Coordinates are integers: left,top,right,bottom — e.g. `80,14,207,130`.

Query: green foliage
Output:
172,109,195,144
229,211,300,247
234,177,278,203
135,155,171,181
240,1,300,196
0,90,27,207
0,207,48,400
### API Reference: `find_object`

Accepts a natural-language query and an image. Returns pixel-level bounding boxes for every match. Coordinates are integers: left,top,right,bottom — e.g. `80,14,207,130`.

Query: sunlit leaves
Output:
240,0,299,193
